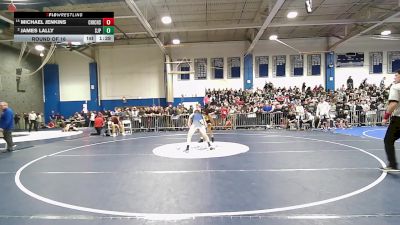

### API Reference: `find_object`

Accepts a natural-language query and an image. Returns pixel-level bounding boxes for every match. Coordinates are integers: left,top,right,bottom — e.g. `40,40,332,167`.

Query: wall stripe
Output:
88,63,100,112
325,52,335,91
244,54,253,90
101,98,167,111
173,97,203,106
43,64,60,123
59,101,86,118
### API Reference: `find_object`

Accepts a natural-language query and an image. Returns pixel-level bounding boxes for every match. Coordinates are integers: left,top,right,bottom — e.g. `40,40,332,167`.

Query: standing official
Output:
0,102,15,152
382,70,400,171
28,111,38,132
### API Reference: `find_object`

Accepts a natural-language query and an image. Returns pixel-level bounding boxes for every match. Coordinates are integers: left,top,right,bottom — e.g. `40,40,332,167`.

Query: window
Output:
228,57,241,78
194,58,207,80
307,54,321,76
272,55,286,77
388,51,400,73
211,57,224,79
369,52,383,74
178,59,190,80
290,55,304,76
255,56,269,77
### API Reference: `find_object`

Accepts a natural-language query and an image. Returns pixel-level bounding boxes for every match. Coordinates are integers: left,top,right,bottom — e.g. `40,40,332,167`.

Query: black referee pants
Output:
3,130,14,151
384,116,400,168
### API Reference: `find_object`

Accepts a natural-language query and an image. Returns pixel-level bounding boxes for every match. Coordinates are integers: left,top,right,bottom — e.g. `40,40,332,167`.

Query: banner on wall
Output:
307,54,321,76
272,55,286,77
228,57,241,78
177,58,190,80
336,52,364,67
211,57,224,79
255,56,269,77
369,52,383,74
388,51,400,73
290,55,304,76
194,58,207,80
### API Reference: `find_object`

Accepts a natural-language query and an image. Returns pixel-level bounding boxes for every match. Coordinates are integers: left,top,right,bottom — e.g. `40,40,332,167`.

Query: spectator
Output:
380,77,386,90
23,113,29,130
0,102,15,152
37,113,43,129
347,76,353,89
28,111,38,132
90,111,96,127
316,98,331,129
14,113,20,129
91,113,104,135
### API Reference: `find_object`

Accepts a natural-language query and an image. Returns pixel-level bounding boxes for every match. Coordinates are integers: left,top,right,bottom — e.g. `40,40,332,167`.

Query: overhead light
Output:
381,30,391,36
269,35,278,40
161,16,172,24
287,11,298,19
305,0,312,13
71,42,81,45
39,52,44,57
172,39,180,45
35,44,45,51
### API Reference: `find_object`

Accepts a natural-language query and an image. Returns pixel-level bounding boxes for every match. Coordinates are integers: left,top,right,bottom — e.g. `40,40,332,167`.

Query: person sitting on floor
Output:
44,121,55,129
286,110,298,129
62,123,78,132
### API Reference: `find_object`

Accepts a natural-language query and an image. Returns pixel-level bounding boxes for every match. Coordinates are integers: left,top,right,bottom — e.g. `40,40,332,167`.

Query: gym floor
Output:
0,128,399,225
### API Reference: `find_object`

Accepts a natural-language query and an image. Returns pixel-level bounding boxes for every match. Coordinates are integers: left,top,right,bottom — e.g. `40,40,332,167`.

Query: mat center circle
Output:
152,141,249,159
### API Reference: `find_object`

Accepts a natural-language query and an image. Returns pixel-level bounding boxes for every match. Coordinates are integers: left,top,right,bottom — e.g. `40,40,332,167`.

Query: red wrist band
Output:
384,112,392,120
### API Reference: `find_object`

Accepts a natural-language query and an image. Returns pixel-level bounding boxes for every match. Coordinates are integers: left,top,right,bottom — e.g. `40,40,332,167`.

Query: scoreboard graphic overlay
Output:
14,12,114,43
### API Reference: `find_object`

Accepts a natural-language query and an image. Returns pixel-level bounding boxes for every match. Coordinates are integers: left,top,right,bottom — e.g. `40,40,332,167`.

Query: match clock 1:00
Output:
98,35,113,41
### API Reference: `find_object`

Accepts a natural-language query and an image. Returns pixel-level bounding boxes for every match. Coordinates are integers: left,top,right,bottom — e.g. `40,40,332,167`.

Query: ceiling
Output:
1,0,400,50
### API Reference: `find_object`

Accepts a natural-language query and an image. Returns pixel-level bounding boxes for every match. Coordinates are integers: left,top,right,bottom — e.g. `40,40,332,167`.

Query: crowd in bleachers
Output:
49,77,390,134
201,78,389,129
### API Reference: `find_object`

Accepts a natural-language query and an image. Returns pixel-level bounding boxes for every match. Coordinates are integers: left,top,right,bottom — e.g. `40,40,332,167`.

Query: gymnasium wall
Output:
53,50,91,101
170,37,400,97
253,38,327,90
97,45,165,100
333,36,399,89
0,44,43,114
46,35,400,118
46,45,166,117
170,42,246,98
170,38,327,98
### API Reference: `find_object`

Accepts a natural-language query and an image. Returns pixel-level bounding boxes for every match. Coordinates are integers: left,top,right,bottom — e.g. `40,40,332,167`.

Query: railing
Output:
126,109,386,132
347,109,385,127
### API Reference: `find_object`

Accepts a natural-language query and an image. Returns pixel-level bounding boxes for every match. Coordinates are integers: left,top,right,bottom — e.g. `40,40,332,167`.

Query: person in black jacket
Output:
347,76,353,89
14,113,20,129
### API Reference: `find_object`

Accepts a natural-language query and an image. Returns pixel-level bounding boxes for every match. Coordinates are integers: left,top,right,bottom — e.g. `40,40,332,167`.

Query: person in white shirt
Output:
294,102,305,128
36,113,43,129
90,112,96,127
316,98,331,129
381,70,400,171
28,111,38,132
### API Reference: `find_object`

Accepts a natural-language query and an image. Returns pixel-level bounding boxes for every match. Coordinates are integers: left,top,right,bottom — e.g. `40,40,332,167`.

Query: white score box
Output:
84,35,96,43
95,35,114,43
14,34,85,42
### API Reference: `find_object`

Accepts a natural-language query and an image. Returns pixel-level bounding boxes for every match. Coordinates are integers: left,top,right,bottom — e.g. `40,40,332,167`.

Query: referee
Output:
382,70,400,171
